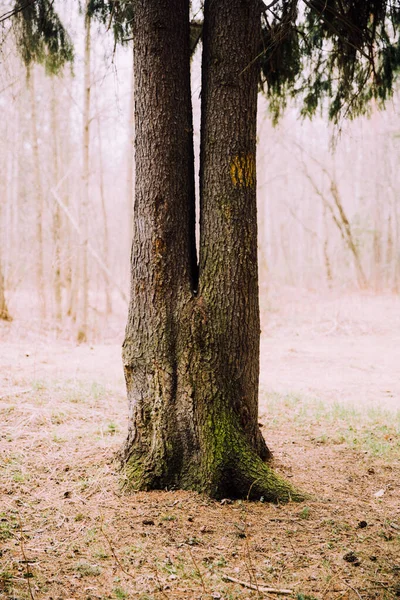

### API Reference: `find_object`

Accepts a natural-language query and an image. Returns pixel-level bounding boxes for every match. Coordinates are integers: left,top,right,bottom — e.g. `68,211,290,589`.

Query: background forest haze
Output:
1,2,400,598
1,1,399,339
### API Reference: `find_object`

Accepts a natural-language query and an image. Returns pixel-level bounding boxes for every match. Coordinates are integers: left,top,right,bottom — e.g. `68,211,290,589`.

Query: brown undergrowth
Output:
1,374,398,599
1,292,400,599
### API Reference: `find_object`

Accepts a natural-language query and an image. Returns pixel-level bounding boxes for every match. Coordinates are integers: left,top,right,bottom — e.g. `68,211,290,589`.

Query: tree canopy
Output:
5,0,400,122
12,0,73,74
259,0,400,123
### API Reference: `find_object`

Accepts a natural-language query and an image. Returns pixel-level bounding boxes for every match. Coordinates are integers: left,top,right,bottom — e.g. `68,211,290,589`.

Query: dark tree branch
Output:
0,0,37,23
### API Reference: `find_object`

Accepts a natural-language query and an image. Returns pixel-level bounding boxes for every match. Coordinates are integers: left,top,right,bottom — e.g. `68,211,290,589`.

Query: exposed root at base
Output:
120,432,308,503
201,442,307,502
198,406,308,502
223,454,307,502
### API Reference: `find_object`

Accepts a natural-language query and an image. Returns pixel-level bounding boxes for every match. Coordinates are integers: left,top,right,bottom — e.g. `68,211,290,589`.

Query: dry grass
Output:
1,292,400,600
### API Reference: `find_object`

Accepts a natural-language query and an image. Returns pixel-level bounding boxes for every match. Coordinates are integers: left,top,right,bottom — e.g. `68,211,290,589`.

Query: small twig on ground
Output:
321,568,343,598
99,516,135,581
243,480,262,598
101,516,169,599
151,563,170,600
222,575,293,595
18,515,35,600
367,581,392,594
341,579,363,600
243,519,261,598
187,545,208,596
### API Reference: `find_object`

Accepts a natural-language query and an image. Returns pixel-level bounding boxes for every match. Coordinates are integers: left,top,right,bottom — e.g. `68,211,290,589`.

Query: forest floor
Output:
0,290,399,600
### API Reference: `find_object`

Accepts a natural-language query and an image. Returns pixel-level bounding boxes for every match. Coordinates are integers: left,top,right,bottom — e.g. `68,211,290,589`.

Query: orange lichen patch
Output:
153,236,166,258
230,153,256,188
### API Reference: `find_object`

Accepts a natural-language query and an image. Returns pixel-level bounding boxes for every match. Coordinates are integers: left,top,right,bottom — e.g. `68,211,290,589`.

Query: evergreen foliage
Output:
260,0,400,123
13,0,73,74
86,0,134,44
6,0,400,120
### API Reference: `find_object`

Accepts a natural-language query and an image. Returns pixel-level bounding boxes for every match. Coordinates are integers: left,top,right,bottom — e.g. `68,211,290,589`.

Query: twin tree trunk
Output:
122,0,303,501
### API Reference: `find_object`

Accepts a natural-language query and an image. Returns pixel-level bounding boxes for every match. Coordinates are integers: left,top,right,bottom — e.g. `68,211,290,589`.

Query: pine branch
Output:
0,0,37,23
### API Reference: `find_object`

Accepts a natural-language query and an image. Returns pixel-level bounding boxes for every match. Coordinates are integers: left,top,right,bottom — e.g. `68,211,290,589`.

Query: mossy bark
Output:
122,0,305,502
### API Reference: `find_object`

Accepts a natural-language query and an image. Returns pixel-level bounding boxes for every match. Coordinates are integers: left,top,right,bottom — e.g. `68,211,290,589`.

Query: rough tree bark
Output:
122,0,304,502
126,46,135,231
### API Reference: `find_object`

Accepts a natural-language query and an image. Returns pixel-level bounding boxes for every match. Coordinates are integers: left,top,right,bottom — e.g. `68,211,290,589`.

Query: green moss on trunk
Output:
121,396,306,503
122,0,308,504
197,404,306,501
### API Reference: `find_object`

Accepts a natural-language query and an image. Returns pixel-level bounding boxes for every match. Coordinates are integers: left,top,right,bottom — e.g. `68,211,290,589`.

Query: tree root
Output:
228,451,306,502
120,405,308,503
198,405,308,502
202,439,307,502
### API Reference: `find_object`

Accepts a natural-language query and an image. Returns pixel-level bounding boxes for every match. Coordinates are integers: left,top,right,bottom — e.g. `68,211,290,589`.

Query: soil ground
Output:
1,291,399,600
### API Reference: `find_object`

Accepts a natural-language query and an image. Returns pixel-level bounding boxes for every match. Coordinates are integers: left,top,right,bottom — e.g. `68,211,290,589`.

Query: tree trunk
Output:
198,0,270,462
51,81,63,322
0,261,11,322
95,93,112,316
126,45,135,232
0,201,11,322
122,0,303,502
78,1,91,342
28,68,46,320
0,115,12,322
59,74,78,323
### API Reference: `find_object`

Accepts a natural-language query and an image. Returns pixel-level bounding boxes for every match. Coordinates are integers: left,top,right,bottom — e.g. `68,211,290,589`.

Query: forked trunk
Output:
122,0,303,502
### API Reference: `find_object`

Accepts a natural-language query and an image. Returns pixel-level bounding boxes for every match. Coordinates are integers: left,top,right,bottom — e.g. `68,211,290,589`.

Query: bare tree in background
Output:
27,67,46,318
78,0,92,342
0,263,11,321
0,0,399,340
51,80,63,321
94,85,112,316
0,197,12,321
